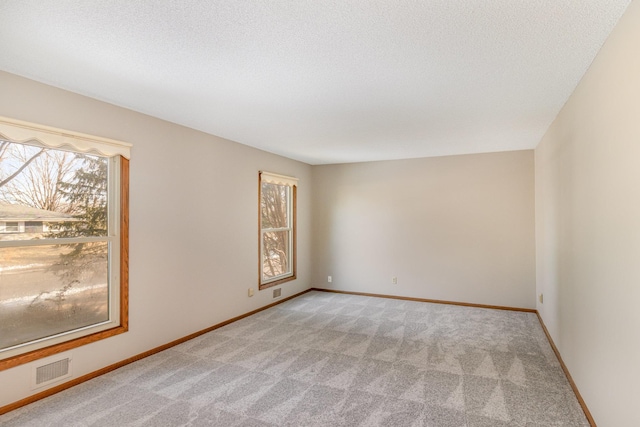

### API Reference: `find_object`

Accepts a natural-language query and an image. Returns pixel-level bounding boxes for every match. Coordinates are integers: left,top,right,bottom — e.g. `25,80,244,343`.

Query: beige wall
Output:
0,71,313,407
312,151,536,308
535,1,640,425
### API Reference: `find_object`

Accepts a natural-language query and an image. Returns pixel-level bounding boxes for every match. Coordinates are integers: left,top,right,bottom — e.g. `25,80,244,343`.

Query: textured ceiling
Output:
0,1,631,165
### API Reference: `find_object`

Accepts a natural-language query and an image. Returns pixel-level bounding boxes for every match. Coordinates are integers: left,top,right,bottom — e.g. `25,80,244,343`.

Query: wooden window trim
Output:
258,176,297,290
0,157,129,372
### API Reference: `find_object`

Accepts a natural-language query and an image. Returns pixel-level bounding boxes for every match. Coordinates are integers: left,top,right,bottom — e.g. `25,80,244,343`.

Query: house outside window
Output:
0,116,130,370
259,171,297,289
1,221,20,233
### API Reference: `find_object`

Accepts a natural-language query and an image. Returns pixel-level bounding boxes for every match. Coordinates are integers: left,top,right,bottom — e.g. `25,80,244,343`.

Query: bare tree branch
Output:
0,147,46,188
0,141,10,159
2,149,77,211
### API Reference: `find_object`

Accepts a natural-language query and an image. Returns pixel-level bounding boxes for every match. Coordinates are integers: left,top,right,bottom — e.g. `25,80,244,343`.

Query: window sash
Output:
261,228,293,283
0,156,122,360
0,241,113,353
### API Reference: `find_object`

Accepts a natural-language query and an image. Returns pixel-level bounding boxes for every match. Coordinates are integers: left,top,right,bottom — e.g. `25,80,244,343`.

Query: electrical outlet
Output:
328,276,332,283
539,293,544,304
392,277,397,284
248,288,254,297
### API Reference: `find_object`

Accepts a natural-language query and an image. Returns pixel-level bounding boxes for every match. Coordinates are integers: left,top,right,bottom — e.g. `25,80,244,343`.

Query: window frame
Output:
0,118,129,372
258,171,297,289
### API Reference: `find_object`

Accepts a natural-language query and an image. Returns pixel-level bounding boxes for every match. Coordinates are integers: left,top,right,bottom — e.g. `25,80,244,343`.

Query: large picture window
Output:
259,171,297,289
0,116,130,370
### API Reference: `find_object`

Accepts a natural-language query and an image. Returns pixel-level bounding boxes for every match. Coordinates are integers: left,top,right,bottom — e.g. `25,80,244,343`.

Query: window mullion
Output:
0,236,111,248
262,226,292,233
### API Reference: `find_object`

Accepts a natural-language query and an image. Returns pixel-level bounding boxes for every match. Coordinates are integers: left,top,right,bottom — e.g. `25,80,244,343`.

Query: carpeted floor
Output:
0,290,589,426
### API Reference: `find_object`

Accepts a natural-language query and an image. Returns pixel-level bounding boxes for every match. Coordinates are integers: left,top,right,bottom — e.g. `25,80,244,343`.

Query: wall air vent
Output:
32,353,72,389
273,288,282,298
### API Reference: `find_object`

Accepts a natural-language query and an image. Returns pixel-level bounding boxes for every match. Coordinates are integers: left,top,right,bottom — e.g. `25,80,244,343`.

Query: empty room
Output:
0,1,639,426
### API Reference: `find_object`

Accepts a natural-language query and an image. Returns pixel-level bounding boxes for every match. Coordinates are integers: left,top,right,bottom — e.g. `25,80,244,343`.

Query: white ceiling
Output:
0,1,631,165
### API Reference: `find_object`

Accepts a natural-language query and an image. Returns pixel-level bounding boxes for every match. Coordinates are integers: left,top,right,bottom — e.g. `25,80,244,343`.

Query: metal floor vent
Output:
33,355,72,388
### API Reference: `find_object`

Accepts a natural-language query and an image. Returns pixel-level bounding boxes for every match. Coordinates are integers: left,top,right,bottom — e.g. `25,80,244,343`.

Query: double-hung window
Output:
259,171,297,289
0,116,130,370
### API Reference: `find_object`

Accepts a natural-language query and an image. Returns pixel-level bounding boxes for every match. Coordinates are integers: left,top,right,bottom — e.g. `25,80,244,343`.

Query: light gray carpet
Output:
0,290,589,426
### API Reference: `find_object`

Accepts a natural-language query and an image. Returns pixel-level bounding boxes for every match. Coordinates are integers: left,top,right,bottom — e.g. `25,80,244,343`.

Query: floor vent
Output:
32,354,72,389
273,288,282,298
